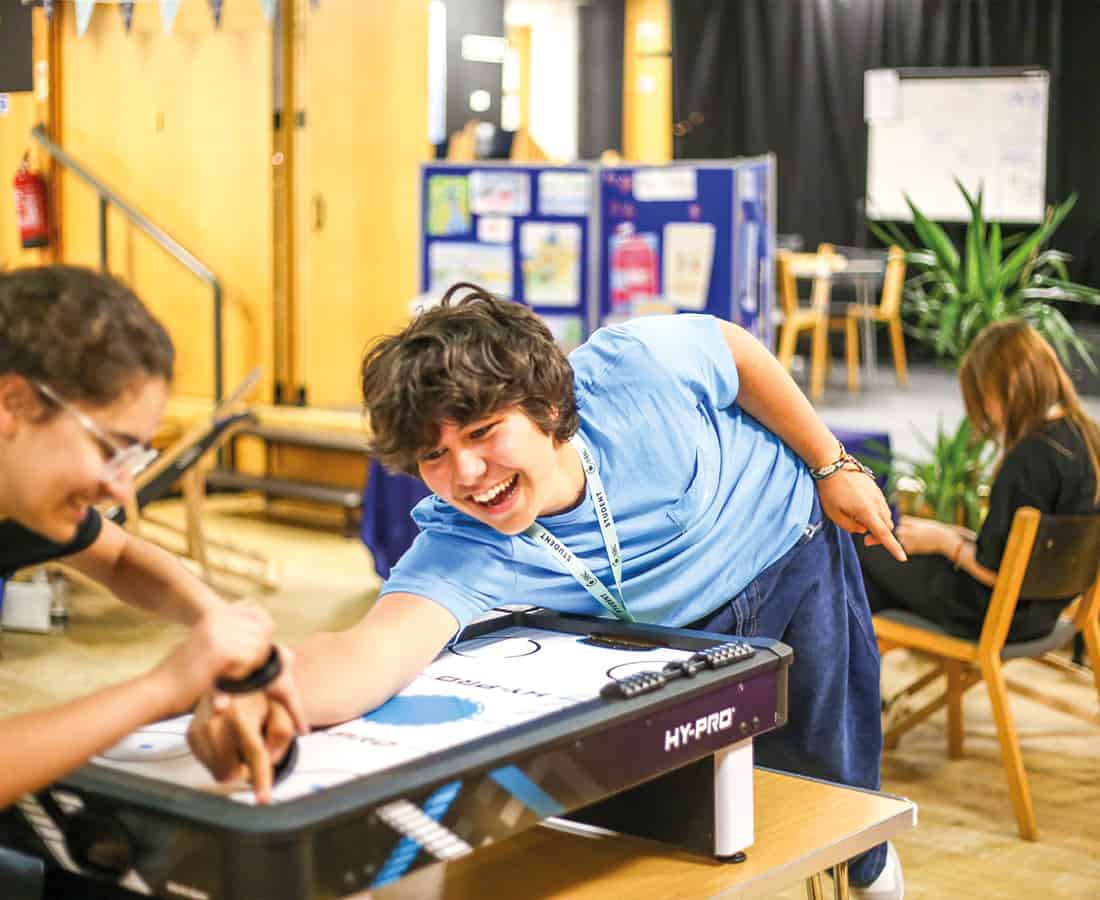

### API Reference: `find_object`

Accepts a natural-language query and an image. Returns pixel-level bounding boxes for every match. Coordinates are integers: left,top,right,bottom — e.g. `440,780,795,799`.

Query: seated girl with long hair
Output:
857,318,1100,642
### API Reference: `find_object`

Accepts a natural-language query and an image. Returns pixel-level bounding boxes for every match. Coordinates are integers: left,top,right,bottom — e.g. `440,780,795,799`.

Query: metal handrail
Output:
31,123,224,402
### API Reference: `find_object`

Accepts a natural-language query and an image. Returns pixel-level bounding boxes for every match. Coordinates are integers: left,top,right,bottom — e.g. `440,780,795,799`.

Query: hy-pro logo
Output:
664,704,738,751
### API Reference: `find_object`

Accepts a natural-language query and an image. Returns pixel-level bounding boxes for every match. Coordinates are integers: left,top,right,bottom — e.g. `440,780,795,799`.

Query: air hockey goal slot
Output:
581,632,668,652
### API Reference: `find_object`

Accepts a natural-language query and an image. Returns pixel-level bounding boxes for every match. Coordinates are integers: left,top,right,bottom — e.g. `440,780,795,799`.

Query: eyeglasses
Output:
33,381,158,483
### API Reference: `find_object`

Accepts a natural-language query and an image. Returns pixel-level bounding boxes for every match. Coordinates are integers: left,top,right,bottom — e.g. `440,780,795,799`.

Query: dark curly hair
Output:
0,265,174,406
360,283,579,475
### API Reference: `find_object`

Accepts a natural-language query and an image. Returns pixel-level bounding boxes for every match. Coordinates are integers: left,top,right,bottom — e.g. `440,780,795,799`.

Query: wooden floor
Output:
2,496,1098,899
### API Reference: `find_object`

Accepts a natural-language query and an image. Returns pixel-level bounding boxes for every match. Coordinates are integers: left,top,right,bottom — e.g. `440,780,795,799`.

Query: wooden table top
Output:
364,768,917,900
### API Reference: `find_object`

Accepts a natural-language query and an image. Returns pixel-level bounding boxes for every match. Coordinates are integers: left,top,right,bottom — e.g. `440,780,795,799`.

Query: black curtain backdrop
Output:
671,0,1100,301
579,0,625,159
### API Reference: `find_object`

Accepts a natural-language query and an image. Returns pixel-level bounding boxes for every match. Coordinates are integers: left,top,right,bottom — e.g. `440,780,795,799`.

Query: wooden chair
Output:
775,245,833,401
874,506,1100,840
829,245,907,393
445,120,479,161
508,126,550,163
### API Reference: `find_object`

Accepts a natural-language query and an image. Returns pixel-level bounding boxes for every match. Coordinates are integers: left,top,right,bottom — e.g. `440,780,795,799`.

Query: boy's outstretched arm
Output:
187,593,458,787
717,320,907,562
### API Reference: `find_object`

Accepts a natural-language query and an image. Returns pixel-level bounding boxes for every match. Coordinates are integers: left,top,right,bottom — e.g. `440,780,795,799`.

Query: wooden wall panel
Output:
54,1,273,403
295,0,429,409
623,0,671,163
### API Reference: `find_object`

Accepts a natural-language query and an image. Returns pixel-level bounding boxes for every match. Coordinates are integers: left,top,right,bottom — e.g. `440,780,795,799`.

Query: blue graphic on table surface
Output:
420,163,596,352
364,694,483,727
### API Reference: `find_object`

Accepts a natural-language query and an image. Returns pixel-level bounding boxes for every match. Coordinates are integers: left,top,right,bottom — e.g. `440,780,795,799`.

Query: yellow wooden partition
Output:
623,0,672,163
12,0,428,418
53,1,274,403
291,0,430,409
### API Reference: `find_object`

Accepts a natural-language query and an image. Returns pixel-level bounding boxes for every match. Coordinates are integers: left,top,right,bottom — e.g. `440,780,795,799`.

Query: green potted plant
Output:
865,417,995,531
869,181,1100,371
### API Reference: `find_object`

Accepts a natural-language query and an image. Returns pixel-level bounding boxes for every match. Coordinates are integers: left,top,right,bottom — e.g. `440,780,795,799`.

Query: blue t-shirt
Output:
380,314,815,630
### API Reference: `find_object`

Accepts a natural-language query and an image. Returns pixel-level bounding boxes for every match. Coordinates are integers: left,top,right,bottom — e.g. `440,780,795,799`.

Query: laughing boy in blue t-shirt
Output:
190,283,908,896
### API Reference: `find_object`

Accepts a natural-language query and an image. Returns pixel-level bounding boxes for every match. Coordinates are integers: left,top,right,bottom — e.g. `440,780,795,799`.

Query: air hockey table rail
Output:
0,608,791,900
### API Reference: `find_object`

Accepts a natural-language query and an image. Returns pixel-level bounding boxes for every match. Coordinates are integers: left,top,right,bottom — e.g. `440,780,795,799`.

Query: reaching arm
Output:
716,319,906,562
64,517,222,625
62,518,309,742
187,592,458,795
0,600,276,809
294,592,459,726
895,515,997,587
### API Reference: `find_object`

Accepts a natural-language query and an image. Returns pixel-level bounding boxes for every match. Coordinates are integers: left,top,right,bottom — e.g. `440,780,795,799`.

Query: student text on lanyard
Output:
523,434,635,622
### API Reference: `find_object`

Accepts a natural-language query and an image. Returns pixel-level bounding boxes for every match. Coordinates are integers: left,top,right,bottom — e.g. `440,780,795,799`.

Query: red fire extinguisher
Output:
13,153,49,249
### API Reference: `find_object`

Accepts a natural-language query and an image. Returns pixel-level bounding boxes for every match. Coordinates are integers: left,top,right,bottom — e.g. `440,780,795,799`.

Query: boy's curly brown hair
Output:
360,283,578,475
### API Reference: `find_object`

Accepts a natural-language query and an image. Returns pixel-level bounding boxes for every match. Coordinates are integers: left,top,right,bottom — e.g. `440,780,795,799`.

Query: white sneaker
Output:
851,842,904,900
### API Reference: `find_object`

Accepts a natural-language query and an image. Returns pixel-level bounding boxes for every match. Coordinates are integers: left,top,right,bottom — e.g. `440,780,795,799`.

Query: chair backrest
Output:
1019,510,1100,599
774,250,799,317
981,506,1100,649
877,246,907,318
807,242,836,310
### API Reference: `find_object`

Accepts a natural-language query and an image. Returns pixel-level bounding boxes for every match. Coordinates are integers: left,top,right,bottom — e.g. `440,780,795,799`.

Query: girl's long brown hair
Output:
960,318,1100,503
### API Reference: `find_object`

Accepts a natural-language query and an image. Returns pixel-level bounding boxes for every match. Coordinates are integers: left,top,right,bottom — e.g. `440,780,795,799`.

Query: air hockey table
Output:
1,608,791,900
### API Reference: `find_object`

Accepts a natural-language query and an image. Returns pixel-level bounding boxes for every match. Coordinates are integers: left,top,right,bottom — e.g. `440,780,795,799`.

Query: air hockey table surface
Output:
1,608,791,900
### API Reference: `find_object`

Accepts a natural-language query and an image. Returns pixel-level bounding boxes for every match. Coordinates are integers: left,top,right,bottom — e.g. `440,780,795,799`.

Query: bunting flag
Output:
120,1,135,33
75,0,95,37
260,0,277,25
160,0,180,34
209,0,224,28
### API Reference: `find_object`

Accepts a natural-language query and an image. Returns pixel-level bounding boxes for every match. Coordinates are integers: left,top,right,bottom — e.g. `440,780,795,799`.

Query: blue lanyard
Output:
524,435,633,622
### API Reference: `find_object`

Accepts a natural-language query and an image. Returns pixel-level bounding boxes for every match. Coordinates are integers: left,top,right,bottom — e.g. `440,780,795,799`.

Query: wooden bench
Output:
208,423,367,537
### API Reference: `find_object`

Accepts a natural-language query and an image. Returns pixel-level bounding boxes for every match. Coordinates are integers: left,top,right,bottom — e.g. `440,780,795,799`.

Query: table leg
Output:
805,871,827,900
832,860,850,899
714,738,754,857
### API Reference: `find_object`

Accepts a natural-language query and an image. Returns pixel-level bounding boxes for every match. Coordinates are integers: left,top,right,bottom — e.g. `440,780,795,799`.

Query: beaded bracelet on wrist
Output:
808,443,875,481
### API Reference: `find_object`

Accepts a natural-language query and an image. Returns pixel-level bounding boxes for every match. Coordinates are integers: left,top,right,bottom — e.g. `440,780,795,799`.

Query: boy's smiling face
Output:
417,406,584,535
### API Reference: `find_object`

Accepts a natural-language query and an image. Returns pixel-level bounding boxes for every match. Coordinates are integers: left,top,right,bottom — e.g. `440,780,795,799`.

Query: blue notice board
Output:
420,162,597,351
597,156,775,348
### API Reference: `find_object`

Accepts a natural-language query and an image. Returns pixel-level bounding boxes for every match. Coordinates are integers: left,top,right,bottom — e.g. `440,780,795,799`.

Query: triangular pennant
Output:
260,0,277,25
160,0,180,34
75,0,95,37
120,1,135,33
209,0,224,29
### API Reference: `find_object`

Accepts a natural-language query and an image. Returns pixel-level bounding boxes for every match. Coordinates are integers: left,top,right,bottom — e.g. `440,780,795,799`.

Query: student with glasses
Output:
0,265,306,811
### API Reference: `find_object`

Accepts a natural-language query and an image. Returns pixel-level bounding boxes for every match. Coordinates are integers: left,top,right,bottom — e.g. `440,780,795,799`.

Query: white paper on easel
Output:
864,69,900,123
662,221,715,310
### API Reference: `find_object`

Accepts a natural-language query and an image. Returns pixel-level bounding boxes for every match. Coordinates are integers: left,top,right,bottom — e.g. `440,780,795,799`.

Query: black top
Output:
0,509,102,578
965,418,1099,639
